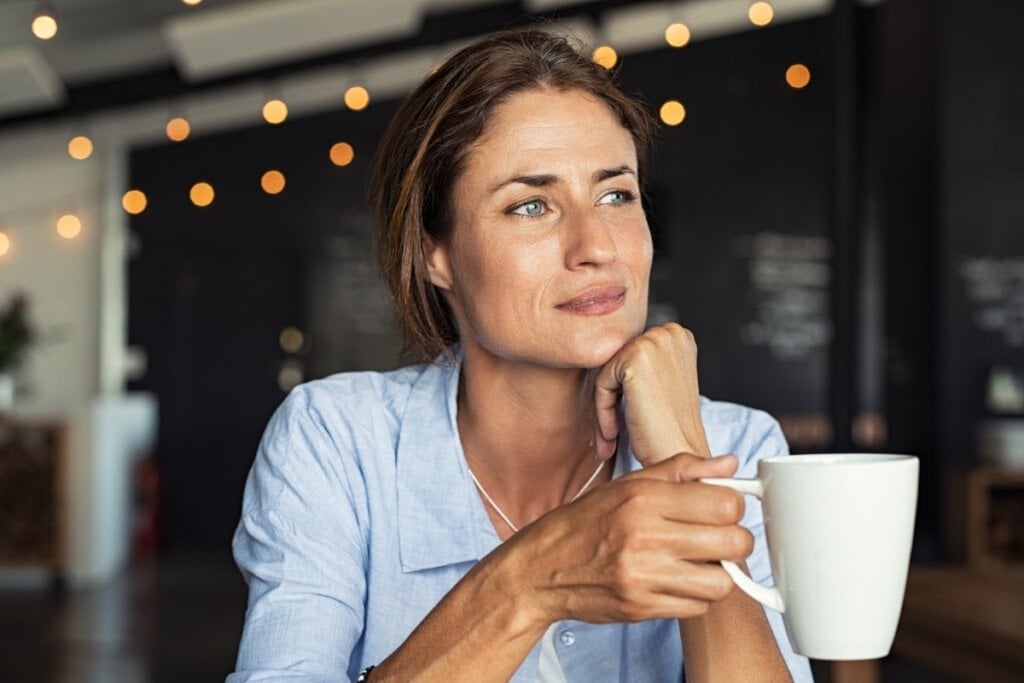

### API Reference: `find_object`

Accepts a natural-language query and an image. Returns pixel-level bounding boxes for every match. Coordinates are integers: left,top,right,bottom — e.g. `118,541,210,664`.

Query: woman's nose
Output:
565,207,618,269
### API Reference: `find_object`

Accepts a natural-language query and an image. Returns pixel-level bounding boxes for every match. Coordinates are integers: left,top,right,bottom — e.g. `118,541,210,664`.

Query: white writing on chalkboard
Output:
736,232,833,361
959,256,1024,347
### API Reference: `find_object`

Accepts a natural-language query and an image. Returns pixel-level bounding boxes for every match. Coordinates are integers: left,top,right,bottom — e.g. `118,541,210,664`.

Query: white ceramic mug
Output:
702,453,919,660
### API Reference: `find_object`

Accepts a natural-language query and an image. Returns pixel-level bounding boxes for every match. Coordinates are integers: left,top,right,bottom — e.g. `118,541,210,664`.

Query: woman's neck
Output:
456,345,610,530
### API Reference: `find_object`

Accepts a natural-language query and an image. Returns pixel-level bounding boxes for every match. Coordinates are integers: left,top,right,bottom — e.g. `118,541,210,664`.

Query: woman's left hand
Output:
593,322,710,466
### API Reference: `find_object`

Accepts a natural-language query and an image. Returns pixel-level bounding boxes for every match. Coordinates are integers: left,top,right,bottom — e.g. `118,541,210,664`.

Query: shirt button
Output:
560,630,576,646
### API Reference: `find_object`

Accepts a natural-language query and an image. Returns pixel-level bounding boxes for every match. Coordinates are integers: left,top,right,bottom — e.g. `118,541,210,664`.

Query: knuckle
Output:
608,562,639,593
725,528,755,559
617,479,652,509
715,489,745,523
667,322,696,345
709,571,735,600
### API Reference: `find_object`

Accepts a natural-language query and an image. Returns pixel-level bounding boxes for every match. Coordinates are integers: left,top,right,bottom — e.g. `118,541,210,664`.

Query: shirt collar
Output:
396,345,494,572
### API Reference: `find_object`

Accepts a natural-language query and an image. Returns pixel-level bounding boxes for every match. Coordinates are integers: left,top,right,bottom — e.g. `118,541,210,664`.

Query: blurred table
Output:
892,565,1024,682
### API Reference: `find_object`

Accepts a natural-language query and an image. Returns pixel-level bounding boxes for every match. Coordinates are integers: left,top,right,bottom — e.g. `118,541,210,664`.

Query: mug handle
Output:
699,476,786,614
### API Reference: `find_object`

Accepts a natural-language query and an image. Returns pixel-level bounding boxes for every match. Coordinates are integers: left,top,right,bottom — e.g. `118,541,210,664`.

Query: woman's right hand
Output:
500,451,753,627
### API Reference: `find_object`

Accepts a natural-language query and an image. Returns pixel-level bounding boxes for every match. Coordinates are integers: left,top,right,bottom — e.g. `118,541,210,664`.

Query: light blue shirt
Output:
229,351,813,682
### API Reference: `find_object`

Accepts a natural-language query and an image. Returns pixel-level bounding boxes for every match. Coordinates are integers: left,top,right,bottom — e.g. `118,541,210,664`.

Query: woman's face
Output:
425,87,653,369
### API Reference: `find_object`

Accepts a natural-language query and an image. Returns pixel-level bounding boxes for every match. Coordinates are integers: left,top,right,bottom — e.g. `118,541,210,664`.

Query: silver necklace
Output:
468,459,607,534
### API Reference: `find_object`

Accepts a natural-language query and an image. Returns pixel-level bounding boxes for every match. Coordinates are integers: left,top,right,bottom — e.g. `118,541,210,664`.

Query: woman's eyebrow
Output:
490,165,636,194
594,165,636,182
490,174,558,193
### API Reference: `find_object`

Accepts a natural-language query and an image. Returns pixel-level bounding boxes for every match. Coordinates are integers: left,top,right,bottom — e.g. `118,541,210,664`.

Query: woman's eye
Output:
511,200,547,217
598,190,637,205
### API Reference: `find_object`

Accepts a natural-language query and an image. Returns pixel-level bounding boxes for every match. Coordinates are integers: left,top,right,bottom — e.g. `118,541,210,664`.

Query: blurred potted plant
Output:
0,293,35,411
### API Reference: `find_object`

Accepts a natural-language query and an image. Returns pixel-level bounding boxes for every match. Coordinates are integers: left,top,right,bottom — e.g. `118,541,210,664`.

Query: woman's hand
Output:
593,322,709,465
503,452,751,626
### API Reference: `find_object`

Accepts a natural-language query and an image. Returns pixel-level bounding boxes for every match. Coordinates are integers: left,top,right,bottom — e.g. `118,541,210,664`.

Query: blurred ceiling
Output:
0,0,517,123
0,0,840,131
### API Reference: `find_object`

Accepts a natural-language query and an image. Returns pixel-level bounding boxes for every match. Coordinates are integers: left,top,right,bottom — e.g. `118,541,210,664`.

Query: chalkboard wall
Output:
937,0,1024,468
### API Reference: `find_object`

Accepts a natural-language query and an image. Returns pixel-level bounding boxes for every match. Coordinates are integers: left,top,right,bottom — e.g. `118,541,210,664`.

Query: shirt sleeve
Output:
228,386,368,682
737,412,815,683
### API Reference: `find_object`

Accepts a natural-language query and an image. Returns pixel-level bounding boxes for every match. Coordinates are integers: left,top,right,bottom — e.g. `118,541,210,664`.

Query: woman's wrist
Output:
479,537,557,637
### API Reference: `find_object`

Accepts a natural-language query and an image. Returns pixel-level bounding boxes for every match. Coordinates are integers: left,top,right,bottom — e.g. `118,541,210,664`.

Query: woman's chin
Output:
559,333,635,370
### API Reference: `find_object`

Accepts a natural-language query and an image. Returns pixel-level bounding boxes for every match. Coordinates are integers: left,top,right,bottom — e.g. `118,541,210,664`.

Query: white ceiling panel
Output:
165,0,422,82
604,0,833,52
44,28,172,84
0,47,65,118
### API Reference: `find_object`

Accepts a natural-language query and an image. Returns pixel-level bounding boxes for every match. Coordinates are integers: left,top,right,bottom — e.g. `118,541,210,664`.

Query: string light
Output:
786,64,811,89
31,7,58,40
122,190,148,215
68,135,93,160
329,142,355,166
261,170,286,195
344,86,370,111
749,2,774,27
57,214,82,239
279,326,305,353
665,23,691,48
166,117,191,142
592,45,618,70
660,100,686,126
190,182,215,207
262,99,288,125
0,231,10,257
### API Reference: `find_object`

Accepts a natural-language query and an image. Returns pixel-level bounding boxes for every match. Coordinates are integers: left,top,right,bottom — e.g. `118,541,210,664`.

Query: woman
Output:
230,28,812,682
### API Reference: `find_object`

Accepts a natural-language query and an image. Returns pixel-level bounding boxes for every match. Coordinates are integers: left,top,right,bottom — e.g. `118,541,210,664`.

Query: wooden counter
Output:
891,566,1024,682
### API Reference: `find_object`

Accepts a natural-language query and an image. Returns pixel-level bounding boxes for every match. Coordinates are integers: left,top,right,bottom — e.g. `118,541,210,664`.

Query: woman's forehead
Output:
464,88,637,175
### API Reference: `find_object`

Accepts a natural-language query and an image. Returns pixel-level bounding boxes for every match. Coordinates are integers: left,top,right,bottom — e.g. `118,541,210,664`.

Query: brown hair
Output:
370,27,657,362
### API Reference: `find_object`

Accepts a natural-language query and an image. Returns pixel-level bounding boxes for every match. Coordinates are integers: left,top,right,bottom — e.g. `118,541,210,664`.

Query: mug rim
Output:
761,453,918,466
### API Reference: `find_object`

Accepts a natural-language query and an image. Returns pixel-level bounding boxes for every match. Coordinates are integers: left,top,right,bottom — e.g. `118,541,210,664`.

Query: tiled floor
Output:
1,553,959,682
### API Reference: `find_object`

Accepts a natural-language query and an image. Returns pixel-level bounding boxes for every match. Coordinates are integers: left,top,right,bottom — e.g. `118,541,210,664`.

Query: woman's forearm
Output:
371,543,547,681
679,568,792,683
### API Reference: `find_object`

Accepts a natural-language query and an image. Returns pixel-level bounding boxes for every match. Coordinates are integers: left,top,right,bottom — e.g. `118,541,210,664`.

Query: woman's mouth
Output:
555,286,627,315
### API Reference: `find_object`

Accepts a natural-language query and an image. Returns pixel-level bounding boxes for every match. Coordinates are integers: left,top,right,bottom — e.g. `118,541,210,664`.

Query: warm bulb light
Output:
660,100,686,126
592,45,618,70
749,2,774,27
279,326,305,354
344,86,370,111
190,182,215,207
32,10,58,40
122,190,148,215
262,99,288,124
68,135,93,160
182,0,203,5
261,170,286,195
166,117,191,142
665,23,691,48
0,232,10,257
786,64,812,89
329,142,355,167
57,214,82,239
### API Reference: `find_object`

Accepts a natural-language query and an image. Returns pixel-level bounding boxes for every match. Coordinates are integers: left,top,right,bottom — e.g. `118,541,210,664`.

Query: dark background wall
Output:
128,0,1024,559
128,102,404,548
936,0,1024,468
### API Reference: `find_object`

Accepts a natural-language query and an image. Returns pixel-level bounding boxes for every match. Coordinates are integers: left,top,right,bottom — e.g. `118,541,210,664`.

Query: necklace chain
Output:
468,459,607,534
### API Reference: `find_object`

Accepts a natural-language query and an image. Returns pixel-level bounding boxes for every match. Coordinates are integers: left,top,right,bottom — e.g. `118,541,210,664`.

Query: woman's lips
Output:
555,286,627,315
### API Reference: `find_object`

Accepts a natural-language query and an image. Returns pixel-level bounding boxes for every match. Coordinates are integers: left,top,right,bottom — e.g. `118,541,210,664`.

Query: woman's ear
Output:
422,233,454,291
